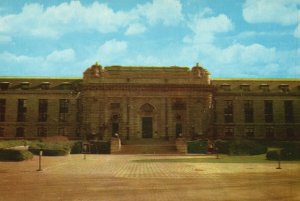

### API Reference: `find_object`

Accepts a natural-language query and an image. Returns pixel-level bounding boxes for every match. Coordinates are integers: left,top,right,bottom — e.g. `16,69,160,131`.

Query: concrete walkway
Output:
0,154,299,201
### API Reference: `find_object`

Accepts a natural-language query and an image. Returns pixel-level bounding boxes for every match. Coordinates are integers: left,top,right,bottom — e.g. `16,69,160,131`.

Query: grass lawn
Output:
133,154,300,163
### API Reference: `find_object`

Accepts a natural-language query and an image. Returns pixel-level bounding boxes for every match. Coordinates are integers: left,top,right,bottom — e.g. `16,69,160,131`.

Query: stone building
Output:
0,63,299,141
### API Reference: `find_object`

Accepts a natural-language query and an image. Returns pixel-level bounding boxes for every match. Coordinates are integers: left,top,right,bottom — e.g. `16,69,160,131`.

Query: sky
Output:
0,0,299,78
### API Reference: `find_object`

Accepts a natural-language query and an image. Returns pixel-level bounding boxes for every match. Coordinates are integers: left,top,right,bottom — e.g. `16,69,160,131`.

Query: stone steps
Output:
118,144,178,154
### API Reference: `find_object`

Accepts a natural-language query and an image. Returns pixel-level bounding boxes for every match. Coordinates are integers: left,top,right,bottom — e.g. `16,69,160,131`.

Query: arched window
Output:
140,103,155,113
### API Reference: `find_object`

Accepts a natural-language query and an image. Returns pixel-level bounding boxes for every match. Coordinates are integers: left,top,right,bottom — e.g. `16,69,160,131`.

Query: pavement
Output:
0,154,299,201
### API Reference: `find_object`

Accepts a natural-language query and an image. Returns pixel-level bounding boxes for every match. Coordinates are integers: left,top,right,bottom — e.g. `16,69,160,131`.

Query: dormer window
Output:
240,84,250,92
20,82,30,90
259,84,269,92
278,84,289,93
41,82,50,90
60,82,72,90
220,84,231,91
0,82,10,91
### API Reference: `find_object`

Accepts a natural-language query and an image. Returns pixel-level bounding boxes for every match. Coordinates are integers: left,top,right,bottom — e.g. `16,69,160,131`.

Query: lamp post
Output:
37,149,43,171
276,149,282,169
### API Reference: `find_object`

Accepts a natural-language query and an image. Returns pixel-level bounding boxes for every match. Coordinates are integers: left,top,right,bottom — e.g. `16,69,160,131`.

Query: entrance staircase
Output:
118,139,178,154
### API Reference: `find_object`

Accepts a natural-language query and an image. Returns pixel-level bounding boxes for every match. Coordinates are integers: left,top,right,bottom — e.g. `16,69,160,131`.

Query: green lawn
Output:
133,154,300,163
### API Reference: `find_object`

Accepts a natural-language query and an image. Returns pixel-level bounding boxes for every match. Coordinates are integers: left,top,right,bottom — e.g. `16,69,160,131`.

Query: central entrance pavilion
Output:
81,63,214,142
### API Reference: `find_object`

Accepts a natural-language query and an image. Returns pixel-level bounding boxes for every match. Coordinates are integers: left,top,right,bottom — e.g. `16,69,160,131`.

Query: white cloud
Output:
243,0,299,25
215,43,276,66
137,0,183,26
46,49,75,63
125,23,146,35
98,39,127,56
0,48,79,76
184,11,233,46
0,0,184,38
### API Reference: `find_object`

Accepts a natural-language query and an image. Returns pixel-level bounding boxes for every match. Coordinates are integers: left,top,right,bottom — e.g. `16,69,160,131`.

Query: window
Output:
284,101,294,123
240,84,250,92
17,99,27,122
245,127,254,138
37,127,47,137
41,82,50,90
16,127,25,138
224,100,233,123
76,99,82,122
20,82,30,90
224,127,234,137
264,100,273,123
38,99,48,122
286,128,294,139
279,84,289,93
59,127,65,136
244,100,254,123
0,82,9,90
59,99,69,122
0,99,6,122
265,127,275,139
260,84,270,92
220,84,231,91
0,127,4,137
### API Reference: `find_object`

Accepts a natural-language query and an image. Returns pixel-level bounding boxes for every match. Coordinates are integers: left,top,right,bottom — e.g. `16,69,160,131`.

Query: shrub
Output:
0,140,31,149
229,140,267,156
266,142,300,160
70,141,82,154
29,141,70,156
187,140,208,154
215,140,267,155
0,149,33,161
90,141,110,154
29,148,69,156
215,140,231,154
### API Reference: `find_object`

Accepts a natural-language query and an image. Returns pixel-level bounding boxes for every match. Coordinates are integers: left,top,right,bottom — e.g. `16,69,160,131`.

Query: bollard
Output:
215,147,219,159
37,150,43,171
276,149,282,169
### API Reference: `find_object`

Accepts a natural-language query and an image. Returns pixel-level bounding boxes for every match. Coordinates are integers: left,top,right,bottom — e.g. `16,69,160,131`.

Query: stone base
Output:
175,138,187,154
110,138,121,153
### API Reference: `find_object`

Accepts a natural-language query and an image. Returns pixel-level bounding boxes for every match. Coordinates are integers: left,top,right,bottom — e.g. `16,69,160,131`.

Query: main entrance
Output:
142,117,153,138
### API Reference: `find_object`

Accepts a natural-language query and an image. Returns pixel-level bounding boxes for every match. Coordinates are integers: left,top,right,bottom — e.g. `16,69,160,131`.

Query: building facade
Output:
0,63,299,141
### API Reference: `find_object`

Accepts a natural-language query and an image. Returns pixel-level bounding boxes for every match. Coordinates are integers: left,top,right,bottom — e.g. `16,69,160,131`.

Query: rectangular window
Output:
16,127,25,138
76,99,82,122
286,128,294,139
38,99,48,122
17,99,27,122
245,127,254,138
284,101,294,123
0,127,4,137
264,100,273,123
244,100,254,123
37,127,47,137
224,127,234,137
59,99,69,122
59,127,65,136
0,99,6,122
265,127,275,139
224,100,233,123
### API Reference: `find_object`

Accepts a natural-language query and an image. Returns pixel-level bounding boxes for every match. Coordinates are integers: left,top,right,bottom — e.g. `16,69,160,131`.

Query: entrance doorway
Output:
142,117,153,138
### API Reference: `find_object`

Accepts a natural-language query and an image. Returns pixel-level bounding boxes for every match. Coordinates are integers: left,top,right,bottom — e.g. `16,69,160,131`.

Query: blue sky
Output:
0,0,299,78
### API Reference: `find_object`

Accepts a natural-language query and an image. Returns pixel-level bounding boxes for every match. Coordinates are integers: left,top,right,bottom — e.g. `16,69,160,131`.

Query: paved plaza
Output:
0,154,299,201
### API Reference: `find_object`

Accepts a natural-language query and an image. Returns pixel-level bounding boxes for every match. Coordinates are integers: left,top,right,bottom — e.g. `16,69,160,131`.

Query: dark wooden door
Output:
142,117,153,138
